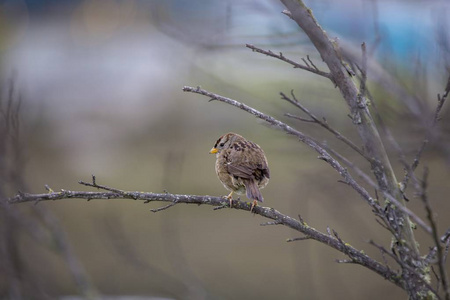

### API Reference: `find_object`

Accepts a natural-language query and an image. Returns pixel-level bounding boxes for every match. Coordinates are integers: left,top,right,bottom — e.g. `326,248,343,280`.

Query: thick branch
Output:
6,181,403,289
279,8,421,296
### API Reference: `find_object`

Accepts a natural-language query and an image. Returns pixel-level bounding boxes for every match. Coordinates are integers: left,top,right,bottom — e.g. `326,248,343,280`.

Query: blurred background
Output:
1,0,450,299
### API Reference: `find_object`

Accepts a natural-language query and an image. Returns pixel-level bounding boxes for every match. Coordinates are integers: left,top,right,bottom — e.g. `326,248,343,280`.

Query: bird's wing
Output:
227,163,254,179
226,147,270,181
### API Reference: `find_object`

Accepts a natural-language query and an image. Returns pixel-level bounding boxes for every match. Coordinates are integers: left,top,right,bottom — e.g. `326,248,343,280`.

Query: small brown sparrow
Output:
209,132,270,212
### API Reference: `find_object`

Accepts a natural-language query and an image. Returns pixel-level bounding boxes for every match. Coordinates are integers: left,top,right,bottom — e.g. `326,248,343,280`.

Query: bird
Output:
209,132,270,212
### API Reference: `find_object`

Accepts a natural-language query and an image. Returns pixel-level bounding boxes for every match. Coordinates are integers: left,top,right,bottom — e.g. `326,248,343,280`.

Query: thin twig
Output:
441,228,450,244
287,236,311,242
322,143,376,188
79,175,124,194
280,90,372,162
360,42,368,98
401,76,449,192
444,240,450,265
245,44,333,80
307,55,319,71
420,168,450,300
433,266,442,295
284,113,315,123
301,57,311,68
297,214,305,225
151,201,178,213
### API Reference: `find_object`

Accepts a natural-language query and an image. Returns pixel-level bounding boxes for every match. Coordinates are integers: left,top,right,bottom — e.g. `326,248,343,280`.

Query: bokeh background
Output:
1,0,450,299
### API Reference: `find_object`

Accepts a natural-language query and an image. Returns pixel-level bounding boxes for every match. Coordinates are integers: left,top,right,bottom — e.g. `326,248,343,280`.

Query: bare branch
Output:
183,86,376,208
279,1,419,259
7,182,404,288
245,44,333,80
182,86,432,235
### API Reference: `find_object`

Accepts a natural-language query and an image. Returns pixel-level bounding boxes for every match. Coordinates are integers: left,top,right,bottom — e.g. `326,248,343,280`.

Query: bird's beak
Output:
209,147,218,154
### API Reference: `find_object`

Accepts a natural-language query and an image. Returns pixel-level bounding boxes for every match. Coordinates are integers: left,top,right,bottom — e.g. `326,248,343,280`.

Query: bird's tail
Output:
244,180,264,202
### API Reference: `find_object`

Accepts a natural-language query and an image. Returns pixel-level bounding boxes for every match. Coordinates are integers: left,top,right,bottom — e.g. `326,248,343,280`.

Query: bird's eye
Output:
219,143,225,147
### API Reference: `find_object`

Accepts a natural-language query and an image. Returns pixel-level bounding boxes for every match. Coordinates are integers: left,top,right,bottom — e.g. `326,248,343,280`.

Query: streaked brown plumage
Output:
209,132,270,212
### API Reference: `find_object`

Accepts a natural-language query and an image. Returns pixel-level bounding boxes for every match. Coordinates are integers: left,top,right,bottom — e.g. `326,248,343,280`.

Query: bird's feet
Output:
225,191,234,208
250,200,257,213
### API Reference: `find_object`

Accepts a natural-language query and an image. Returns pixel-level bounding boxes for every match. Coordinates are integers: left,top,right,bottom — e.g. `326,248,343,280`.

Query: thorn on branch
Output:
424,247,438,265
441,228,450,243
213,204,228,210
282,9,292,18
332,229,340,240
317,155,326,161
287,236,310,242
337,179,351,186
336,259,356,264
298,214,305,225
45,184,54,193
260,220,282,226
